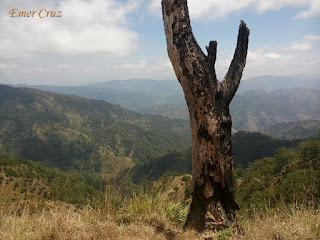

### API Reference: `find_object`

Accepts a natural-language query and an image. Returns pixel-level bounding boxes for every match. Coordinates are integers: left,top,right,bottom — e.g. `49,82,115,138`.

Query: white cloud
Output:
210,34,320,79
295,0,320,18
188,0,254,19
243,47,320,78
0,0,140,58
264,52,282,59
148,0,320,19
149,0,161,13
282,34,320,52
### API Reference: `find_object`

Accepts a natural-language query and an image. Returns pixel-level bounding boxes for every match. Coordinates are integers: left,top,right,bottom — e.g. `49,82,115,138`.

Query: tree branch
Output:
206,41,217,79
222,20,250,103
162,0,209,87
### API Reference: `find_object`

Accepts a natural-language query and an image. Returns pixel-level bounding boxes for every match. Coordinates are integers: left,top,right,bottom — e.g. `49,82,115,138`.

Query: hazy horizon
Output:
0,0,319,86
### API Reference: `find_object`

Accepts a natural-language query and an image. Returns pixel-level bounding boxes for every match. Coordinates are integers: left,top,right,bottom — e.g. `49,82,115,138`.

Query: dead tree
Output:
161,0,250,231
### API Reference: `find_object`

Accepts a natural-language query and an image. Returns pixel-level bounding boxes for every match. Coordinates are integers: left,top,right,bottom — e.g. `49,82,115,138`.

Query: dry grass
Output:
0,201,199,240
233,207,320,240
0,200,319,240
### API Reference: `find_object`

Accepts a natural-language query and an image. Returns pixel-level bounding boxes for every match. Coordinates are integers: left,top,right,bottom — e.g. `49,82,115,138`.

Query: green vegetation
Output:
0,85,190,172
122,132,300,184
261,120,320,140
232,131,299,167
231,88,320,131
0,153,104,205
1,82,320,239
0,175,319,240
0,139,319,239
121,149,192,185
236,140,320,210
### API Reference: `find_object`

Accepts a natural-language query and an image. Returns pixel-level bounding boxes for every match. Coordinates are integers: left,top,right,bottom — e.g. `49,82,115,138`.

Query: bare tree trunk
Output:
161,0,250,231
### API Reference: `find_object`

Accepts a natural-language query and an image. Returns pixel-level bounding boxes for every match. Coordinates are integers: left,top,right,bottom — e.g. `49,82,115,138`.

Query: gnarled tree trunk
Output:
161,0,250,231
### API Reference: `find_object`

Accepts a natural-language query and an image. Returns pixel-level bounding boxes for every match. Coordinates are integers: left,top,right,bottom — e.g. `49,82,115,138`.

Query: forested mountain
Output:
236,140,320,209
2,84,318,177
119,132,299,186
261,120,320,140
231,88,320,131
0,85,190,173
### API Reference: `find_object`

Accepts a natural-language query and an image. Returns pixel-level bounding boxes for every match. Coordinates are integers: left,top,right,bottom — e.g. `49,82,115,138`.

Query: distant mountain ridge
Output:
231,88,320,131
6,74,319,111
261,120,320,140
138,88,320,131
3,74,320,132
238,74,320,93
6,80,185,111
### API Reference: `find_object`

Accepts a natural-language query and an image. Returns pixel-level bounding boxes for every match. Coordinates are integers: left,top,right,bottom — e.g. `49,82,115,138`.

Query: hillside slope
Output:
236,140,320,209
0,153,103,205
231,89,320,131
261,120,320,140
0,85,190,173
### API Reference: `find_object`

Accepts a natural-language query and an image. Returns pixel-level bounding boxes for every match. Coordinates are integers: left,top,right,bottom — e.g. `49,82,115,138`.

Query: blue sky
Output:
0,0,319,85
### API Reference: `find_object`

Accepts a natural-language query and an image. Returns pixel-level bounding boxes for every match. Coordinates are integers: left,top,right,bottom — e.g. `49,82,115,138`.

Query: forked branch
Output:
222,21,250,103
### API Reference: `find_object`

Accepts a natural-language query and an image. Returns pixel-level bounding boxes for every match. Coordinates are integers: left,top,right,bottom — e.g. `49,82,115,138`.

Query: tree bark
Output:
161,0,250,231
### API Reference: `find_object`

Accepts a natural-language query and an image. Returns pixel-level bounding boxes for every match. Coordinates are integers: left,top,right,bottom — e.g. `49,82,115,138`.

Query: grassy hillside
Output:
0,153,103,205
0,140,319,239
121,139,320,212
1,203,319,240
0,85,190,173
1,168,319,240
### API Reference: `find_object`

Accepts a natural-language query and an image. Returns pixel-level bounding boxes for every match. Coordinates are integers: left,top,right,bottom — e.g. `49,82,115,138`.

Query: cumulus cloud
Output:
243,44,320,78
208,34,320,79
295,0,320,18
245,51,320,78
0,0,140,58
148,0,320,19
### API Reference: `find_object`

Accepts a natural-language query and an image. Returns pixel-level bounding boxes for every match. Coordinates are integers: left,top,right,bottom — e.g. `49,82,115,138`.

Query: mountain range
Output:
139,88,320,131
1,81,319,215
7,74,319,132
2,84,314,179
